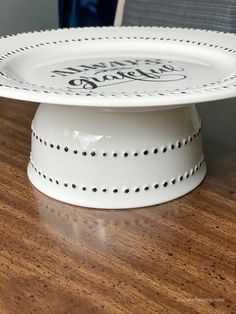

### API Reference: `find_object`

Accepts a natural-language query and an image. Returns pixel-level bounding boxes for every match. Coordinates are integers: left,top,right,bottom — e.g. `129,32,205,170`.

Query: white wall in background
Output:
0,0,58,36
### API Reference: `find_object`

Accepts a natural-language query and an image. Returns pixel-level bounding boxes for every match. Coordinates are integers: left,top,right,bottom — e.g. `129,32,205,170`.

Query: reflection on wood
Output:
0,97,235,313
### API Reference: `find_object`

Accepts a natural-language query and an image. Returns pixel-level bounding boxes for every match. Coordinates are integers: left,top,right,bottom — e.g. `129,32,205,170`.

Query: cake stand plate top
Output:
0,26,235,110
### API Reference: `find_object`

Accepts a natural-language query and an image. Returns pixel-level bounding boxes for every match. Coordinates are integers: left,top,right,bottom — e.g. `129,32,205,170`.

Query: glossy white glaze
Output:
3,27,235,207
0,26,235,109
28,103,206,208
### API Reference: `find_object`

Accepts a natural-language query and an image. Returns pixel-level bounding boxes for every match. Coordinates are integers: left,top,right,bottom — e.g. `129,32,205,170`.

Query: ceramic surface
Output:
0,27,235,110
1,27,235,208
28,103,206,208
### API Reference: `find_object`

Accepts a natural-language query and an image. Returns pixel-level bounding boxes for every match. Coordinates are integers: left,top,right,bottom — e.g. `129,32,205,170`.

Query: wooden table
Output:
0,96,235,314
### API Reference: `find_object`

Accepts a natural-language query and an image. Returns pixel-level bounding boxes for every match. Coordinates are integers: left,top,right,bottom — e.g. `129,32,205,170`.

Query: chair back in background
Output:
118,0,236,32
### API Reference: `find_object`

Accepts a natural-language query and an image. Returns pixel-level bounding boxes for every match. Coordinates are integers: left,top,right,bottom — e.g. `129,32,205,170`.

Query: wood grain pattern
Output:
0,96,235,314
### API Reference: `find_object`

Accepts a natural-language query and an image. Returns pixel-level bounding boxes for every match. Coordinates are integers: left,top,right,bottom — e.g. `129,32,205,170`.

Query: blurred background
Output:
0,0,118,36
0,0,58,36
0,0,234,36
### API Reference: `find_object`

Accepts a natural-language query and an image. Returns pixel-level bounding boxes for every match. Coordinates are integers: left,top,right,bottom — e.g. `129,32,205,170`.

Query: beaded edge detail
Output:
0,35,236,98
31,124,202,158
29,155,205,194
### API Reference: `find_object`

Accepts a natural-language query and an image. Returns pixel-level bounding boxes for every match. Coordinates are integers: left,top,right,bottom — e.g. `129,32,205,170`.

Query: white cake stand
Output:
0,27,235,208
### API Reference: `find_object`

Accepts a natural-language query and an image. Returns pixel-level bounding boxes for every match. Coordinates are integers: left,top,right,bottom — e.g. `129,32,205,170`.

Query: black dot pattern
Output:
31,124,202,158
1,33,235,99
29,156,205,194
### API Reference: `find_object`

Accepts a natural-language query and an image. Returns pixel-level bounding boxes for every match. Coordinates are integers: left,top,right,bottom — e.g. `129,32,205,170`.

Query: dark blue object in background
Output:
59,0,118,28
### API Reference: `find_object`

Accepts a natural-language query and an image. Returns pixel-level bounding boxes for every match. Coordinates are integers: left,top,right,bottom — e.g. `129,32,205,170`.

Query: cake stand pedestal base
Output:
28,103,206,209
